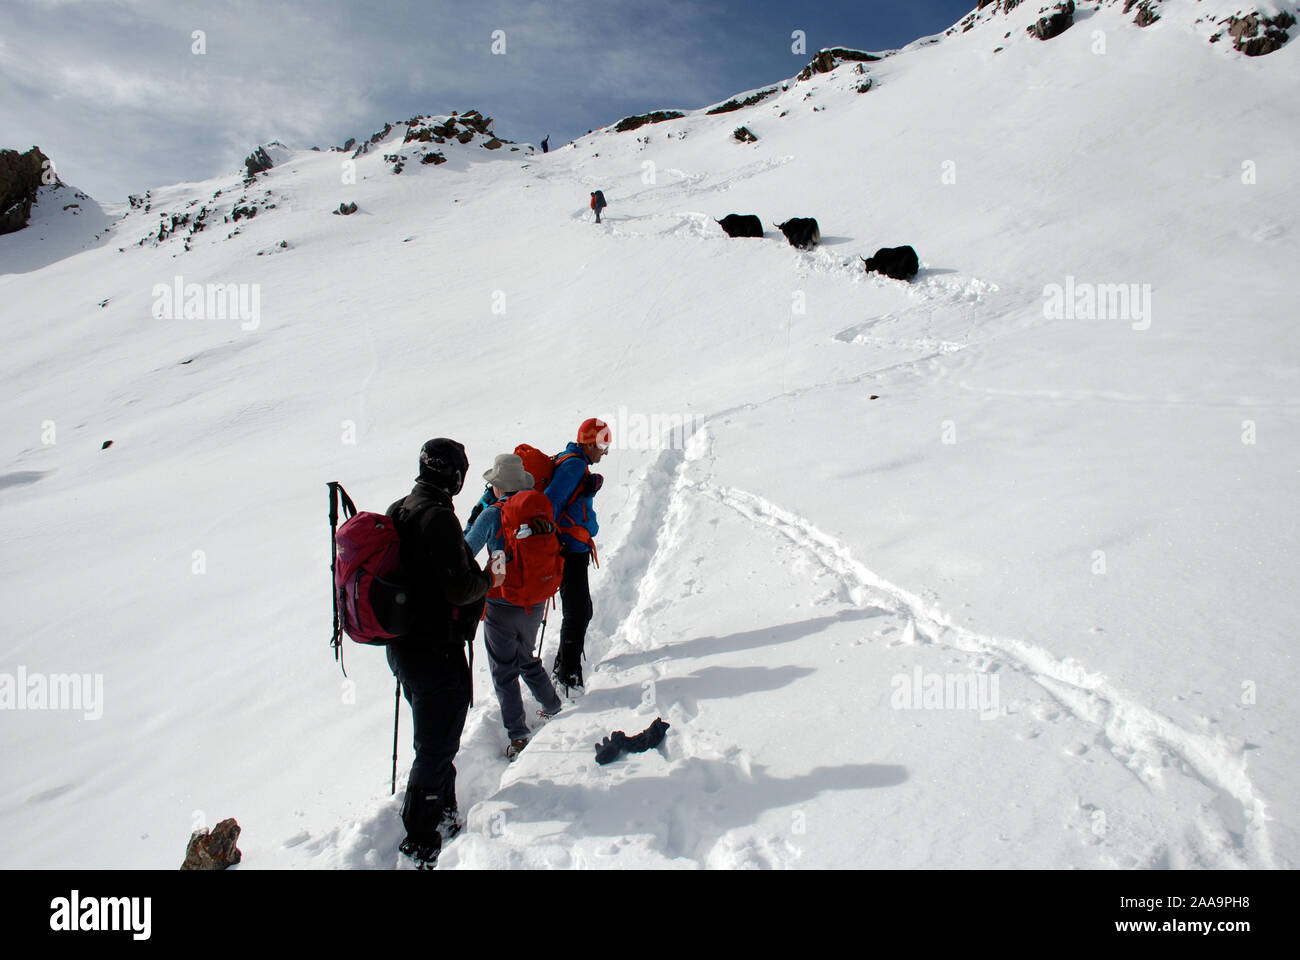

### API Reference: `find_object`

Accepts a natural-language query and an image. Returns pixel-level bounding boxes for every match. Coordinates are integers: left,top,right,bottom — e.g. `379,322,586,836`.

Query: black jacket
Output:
387,480,491,646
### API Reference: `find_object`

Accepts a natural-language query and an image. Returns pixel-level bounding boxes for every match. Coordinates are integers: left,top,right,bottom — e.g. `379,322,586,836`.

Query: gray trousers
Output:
483,601,563,740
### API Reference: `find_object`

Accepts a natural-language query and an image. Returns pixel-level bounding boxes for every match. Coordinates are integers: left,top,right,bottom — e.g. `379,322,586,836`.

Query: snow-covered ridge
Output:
0,0,1296,870
939,0,1298,56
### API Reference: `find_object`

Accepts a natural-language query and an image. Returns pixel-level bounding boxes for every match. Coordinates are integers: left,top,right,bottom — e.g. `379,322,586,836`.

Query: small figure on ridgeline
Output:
541,135,550,154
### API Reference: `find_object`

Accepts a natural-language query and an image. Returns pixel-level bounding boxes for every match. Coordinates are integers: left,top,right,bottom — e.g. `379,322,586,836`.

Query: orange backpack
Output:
490,490,565,610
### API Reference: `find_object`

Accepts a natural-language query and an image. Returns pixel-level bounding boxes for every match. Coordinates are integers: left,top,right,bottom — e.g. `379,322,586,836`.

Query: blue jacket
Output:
464,495,505,558
544,442,598,552
464,491,520,608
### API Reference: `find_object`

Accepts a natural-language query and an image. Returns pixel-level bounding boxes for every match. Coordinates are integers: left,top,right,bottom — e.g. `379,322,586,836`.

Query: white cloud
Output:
0,0,820,198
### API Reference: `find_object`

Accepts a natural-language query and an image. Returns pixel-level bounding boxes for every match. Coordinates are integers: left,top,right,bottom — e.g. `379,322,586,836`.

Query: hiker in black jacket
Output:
385,437,504,868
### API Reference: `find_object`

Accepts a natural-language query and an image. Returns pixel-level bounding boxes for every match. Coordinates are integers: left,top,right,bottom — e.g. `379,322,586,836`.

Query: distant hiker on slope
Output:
590,189,607,223
386,438,505,868
546,418,609,694
541,135,550,154
465,454,565,760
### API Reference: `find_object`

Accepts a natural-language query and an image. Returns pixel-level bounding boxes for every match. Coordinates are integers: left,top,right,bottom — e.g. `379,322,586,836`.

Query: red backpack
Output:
328,482,433,672
514,443,584,493
489,489,565,610
512,443,596,557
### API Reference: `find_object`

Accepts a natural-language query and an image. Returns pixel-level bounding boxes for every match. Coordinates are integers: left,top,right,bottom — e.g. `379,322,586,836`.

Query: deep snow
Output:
1,0,1297,869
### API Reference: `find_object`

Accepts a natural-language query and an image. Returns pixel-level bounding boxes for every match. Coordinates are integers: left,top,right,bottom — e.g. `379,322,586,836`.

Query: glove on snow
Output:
594,717,670,765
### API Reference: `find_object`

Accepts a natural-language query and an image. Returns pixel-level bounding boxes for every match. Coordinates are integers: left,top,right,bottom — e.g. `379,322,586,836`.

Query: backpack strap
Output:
551,451,588,513
549,453,598,565
394,497,442,540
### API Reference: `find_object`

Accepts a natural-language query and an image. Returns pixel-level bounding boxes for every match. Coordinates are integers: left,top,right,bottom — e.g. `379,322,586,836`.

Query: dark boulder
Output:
181,818,242,870
0,146,52,235
1225,11,1295,56
1029,1,1075,41
244,146,274,177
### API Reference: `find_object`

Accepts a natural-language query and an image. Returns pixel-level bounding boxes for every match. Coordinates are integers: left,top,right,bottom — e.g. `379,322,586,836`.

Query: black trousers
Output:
556,548,593,675
386,639,470,842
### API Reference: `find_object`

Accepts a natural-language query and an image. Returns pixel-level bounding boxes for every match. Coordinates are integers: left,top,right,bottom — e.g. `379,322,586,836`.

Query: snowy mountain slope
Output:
0,0,1297,869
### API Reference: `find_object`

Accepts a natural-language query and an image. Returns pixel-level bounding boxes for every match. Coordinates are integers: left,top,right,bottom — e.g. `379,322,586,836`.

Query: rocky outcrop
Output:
1,146,53,235
614,110,685,133
1123,0,1160,27
706,88,778,115
797,48,882,81
732,126,758,143
181,818,242,870
351,123,394,158
244,146,273,177
454,109,494,134
1029,1,1075,41
1223,11,1296,56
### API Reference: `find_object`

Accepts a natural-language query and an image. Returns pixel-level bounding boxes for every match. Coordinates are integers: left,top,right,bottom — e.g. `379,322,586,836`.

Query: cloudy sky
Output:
2,0,975,200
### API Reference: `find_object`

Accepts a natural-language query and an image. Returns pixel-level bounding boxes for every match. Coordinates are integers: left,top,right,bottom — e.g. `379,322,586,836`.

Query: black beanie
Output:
418,438,468,494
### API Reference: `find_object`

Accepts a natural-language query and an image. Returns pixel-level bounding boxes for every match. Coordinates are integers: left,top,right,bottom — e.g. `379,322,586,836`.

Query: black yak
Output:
776,217,820,249
861,245,919,281
716,214,764,238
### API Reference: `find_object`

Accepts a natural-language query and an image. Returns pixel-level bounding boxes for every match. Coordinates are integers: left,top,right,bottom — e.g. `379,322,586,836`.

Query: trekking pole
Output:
391,678,401,796
537,610,549,665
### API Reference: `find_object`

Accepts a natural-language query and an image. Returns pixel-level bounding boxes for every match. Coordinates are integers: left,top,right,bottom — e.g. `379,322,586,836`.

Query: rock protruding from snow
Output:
244,146,274,178
1029,1,1075,41
797,47,883,81
1225,10,1297,55
705,88,778,115
0,146,53,235
242,142,292,179
181,818,242,870
615,110,686,133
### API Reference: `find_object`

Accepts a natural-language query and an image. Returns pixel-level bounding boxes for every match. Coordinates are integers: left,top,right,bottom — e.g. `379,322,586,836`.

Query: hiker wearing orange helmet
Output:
544,417,610,693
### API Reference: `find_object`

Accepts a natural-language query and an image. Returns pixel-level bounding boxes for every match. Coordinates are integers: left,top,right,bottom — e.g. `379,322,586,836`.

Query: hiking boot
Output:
506,738,529,761
537,705,562,723
398,834,441,870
